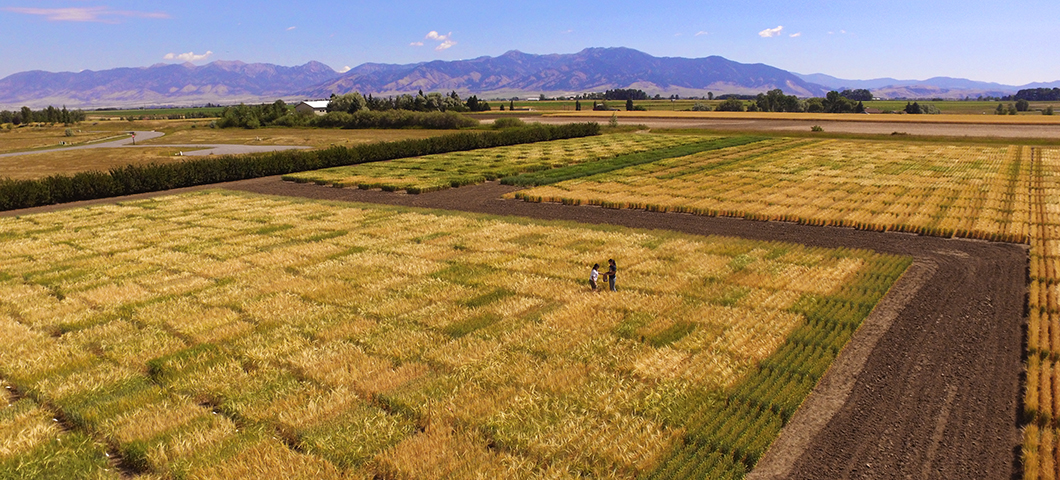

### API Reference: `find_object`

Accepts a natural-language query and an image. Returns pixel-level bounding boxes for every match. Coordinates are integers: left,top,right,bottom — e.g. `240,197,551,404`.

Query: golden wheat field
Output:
0,191,908,479
516,138,1036,242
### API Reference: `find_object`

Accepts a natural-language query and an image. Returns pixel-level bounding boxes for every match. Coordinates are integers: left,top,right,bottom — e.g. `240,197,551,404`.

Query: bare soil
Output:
1,178,1026,479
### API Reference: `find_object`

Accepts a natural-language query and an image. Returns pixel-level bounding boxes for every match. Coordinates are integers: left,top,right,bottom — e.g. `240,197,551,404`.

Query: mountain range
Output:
0,47,1055,109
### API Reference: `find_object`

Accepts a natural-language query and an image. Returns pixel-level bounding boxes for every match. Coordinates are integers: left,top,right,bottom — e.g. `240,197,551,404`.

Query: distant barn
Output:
294,100,329,116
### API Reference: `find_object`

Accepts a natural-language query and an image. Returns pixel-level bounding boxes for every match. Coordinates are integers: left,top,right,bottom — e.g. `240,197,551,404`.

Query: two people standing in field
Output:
590,259,617,292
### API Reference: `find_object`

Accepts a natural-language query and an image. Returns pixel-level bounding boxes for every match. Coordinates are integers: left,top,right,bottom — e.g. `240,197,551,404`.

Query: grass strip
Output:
500,136,767,186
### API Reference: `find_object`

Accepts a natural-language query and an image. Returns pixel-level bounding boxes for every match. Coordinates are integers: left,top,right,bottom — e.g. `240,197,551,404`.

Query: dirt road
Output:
527,115,1060,139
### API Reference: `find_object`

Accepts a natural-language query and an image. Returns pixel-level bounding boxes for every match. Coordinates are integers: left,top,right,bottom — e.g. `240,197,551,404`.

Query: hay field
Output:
0,191,907,479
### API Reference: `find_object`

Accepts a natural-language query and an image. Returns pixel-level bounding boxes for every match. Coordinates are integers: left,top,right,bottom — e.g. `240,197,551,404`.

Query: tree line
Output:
214,91,492,129
1,106,87,125
1014,88,1060,101
702,90,875,114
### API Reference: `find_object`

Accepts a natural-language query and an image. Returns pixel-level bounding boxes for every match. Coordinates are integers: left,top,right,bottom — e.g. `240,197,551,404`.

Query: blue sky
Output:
2,0,1057,85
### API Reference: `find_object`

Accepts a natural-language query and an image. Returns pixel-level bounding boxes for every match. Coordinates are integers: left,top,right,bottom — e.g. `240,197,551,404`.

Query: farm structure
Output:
294,101,329,116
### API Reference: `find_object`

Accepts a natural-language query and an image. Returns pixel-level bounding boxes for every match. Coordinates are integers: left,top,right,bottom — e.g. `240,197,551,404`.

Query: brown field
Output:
547,110,1060,125
0,148,210,180
0,126,126,154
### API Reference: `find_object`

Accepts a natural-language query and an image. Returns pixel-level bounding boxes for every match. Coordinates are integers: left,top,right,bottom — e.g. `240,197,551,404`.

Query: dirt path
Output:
220,178,1026,480
0,177,1026,479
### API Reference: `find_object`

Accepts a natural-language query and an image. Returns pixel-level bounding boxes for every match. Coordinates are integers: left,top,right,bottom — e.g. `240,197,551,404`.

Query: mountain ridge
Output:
1,47,1056,109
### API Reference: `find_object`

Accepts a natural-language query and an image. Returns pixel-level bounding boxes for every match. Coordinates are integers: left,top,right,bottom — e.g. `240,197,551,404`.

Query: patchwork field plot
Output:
1024,147,1060,480
505,136,1053,478
282,133,710,194
516,138,1036,242
0,191,908,479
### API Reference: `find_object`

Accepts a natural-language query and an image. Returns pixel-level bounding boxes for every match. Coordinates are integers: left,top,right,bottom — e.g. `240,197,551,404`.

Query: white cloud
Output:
286,26,296,31
789,32,802,38
758,25,783,38
426,31,449,41
338,66,352,73
418,31,456,51
164,51,214,62
695,31,709,36
5,6,168,23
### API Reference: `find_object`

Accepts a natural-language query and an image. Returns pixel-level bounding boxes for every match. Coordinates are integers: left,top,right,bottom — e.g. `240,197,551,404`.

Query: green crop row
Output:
644,253,911,477
500,136,767,187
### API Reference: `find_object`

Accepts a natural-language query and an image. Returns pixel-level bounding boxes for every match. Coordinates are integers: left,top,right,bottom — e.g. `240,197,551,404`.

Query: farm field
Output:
505,136,1056,478
0,147,208,181
0,127,127,155
282,133,716,193
544,110,1060,125
284,132,1042,476
515,138,1037,242
0,190,908,479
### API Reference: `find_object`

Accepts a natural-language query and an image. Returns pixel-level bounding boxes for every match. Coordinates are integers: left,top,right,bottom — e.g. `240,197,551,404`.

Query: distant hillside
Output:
305,47,830,99
792,72,1054,99
0,61,339,109
4,48,1056,109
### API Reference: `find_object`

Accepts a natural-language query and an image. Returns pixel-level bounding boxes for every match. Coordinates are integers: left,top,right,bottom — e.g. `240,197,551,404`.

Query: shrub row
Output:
0,122,600,211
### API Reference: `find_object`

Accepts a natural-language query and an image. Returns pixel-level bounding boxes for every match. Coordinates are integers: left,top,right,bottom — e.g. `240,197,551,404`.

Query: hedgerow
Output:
0,122,599,211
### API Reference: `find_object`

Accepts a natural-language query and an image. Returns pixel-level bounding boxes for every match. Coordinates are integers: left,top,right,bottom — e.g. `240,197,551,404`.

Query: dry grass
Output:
0,124,126,154
0,147,207,180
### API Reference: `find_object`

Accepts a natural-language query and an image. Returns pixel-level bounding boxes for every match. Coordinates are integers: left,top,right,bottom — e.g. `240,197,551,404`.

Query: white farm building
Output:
294,100,329,116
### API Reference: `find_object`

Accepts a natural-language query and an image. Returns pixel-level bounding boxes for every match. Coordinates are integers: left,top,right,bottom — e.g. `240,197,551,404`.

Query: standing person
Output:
607,259,617,292
589,263,600,291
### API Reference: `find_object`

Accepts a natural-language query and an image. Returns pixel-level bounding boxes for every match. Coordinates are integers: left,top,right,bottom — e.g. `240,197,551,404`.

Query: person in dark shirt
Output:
607,258,617,292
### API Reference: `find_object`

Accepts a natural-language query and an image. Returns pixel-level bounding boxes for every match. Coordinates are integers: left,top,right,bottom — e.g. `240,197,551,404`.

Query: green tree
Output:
1045,106,1055,116
328,93,368,113
996,103,1006,115
626,98,634,111
1016,99,1030,112
575,100,581,111
824,91,855,113
708,92,714,100
20,106,32,124
715,97,746,112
